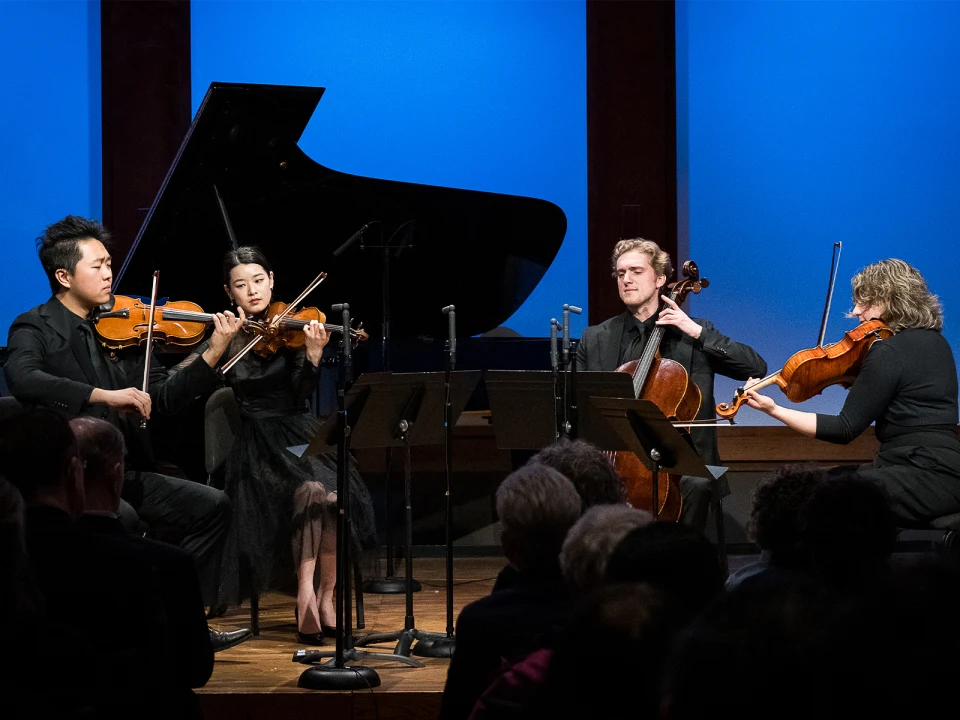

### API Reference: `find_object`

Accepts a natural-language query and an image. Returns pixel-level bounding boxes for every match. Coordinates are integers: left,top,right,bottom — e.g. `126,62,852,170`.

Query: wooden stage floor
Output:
201,556,509,720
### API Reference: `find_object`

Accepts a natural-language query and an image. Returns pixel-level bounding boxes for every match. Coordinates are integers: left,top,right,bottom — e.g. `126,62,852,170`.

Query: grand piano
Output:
117,82,568,531
116,82,567,347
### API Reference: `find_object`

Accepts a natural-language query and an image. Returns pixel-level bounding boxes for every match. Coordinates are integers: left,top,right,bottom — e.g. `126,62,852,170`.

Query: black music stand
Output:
293,370,423,685
485,370,560,449
348,371,480,657
582,396,725,519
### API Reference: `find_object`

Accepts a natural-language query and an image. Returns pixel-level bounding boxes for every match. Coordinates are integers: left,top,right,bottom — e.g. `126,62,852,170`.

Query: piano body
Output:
117,82,568,539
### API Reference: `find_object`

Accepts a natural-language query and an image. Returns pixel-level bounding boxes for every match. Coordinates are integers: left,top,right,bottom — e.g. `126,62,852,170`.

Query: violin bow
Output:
139,270,161,429
817,241,843,347
220,271,328,374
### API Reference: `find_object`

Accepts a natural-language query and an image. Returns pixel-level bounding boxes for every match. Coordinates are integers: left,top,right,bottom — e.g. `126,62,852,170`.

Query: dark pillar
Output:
586,0,677,325
101,0,191,266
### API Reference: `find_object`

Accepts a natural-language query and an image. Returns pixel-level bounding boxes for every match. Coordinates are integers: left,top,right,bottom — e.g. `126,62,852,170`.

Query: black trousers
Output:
121,470,232,605
857,439,960,525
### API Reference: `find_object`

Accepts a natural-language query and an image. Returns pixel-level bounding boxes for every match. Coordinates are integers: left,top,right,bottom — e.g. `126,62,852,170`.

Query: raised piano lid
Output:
114,82,567,340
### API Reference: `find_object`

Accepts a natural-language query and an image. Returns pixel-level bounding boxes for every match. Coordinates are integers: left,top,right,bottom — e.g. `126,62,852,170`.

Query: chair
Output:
203,387,365,635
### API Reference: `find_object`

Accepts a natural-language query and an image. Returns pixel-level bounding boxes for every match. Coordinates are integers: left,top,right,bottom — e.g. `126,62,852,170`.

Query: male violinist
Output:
3,215,251,650
576,239,767,532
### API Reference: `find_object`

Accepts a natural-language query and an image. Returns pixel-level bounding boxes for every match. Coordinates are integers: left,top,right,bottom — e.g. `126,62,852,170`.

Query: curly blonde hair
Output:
610,238,673,280
849,259,943,332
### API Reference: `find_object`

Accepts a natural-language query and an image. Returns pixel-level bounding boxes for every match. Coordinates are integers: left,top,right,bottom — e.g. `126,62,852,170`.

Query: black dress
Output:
183,337,376,605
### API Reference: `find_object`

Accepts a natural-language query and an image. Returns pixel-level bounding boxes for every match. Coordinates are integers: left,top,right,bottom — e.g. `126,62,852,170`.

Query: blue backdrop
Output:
191,0,588,339
677,0,960,423
0,0,101,338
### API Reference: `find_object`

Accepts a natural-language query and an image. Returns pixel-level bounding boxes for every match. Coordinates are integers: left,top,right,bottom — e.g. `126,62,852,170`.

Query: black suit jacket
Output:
575,312,767,465
76,514,214,688
4,297,219,469
439,566,569,720
23,507,213,699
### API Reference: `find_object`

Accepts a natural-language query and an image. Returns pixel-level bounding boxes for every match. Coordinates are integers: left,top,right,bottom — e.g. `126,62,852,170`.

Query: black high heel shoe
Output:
294,606,326,646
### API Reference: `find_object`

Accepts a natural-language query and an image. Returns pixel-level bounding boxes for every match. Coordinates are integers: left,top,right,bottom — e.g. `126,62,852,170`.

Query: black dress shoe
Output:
321,625,337,638
209,627,253,653
296,630,325,646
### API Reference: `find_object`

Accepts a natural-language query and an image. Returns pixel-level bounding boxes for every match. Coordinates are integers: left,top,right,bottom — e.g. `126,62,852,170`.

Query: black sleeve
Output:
815,340,900,444
5,317,94,414
439,608,500,720
697,320,768,380
133,342,221,416
289,348,321,405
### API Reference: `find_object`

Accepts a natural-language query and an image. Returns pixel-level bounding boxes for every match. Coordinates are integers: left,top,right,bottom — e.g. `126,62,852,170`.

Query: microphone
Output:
442,305,456,368
332,223,370,258
550,318,559,371
561,304,581,367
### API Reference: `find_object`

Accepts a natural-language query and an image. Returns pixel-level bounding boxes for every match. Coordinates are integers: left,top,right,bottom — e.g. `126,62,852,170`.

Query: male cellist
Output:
576,238,767,532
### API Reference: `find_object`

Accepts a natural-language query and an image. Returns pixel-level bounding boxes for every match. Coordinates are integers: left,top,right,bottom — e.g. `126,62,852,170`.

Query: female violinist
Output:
743,259,960,525
174,246,376,644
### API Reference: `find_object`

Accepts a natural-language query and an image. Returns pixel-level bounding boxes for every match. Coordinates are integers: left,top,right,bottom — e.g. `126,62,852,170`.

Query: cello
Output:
608,260,710,520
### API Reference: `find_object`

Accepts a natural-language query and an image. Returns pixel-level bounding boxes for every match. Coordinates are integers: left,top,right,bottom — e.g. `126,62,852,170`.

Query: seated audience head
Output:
605,522,724,620
543,583,678,720
800,470,896,590
0,409,83,517
531,438,625,512
560,503,653,597
70,417,125,515
662,571,834,720
496,462,581,573
749,463,825,561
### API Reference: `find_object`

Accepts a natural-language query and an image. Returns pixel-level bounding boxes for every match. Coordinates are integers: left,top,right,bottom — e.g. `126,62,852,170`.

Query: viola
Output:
608,260,710,521
93,295,368,352
716,319,892,421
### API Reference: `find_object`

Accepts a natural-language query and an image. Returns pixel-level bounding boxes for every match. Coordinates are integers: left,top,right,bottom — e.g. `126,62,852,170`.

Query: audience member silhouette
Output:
439,463,582,720
532,438,626,512
468,504,653,720
493,438,626,593
605,522,725,620
70,416,216,688
0,408,209,719
725,464,825,590
799,470,897,592
559,503,653,597
662,571,835,720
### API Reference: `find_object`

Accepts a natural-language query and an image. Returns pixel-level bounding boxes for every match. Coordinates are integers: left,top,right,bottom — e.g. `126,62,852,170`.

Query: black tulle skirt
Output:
215,410,377,605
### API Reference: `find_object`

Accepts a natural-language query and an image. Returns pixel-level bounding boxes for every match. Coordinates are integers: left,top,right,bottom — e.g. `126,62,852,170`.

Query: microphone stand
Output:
296,304,420,689
550,318,561,442
361,222,419,595
561,304,582,438
412,304,458,657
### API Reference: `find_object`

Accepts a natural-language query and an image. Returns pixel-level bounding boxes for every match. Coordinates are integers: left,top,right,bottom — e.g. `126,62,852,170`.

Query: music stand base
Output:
298,663,382,690
294,645,424,670
363,576,421,594
412,633,456,658
353,627,440,659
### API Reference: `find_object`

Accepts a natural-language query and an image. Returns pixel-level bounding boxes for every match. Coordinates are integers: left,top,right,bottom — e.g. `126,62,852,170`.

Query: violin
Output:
93,294,208,350
607,260,709,521
716,319,892,421
93,295,368,352
241,300,369,357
